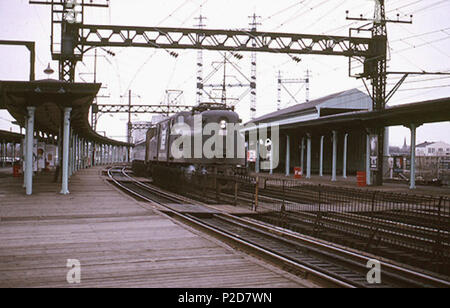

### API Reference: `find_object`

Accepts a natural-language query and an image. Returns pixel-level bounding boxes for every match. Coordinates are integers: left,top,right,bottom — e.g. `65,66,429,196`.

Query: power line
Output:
398,84,450,91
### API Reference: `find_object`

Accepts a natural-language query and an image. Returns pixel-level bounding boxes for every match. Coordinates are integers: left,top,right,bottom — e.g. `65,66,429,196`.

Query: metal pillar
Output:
93,143,97,166
410,124,417,190
331,130,337,182
1,141,4,168
366,133,372,186
81,139,84,169
68,131,73,177
319,135,324,177
343,133,348,179
285,135,290,176
78,137,82,170
300,137,305,175
12,143,16,165
72,133,75,174
75,136,79,172
91,142,95,166
105,145,108,165
25,107,35,195
76,137,79,170
23,116,28,188
83,139,87,168
99,144,102,165
306,134,311,179
384,127,390,156
255,139,260,173
101,144,104,165
60,108,72,195
73,135,77,172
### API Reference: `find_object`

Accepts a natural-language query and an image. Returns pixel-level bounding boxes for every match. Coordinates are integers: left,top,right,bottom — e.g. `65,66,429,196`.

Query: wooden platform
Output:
0,168,314,288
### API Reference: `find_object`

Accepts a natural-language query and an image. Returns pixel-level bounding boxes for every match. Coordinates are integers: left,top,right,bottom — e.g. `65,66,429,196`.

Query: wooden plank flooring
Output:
0,167,315,288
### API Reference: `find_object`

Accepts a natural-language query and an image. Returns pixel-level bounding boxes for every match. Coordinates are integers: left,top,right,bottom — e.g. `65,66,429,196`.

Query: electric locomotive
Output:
132,103,245,186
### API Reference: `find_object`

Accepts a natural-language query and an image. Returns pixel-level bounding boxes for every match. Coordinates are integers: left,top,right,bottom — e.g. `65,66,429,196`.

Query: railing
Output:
172,172,450,275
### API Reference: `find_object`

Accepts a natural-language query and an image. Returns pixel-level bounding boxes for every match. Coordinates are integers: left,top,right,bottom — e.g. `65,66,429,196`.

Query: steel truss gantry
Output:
30,0,406,186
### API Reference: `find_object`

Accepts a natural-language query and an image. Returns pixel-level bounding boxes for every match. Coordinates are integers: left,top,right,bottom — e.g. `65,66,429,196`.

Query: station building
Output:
244,88,377,180
244,89,450,189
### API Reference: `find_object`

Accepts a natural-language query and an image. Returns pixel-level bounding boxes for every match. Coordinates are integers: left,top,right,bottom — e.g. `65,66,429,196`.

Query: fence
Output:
176,172,450,274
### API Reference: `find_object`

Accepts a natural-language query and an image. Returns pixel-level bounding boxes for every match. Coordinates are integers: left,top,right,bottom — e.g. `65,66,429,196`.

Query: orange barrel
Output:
294,167,302,179
357,171,366,187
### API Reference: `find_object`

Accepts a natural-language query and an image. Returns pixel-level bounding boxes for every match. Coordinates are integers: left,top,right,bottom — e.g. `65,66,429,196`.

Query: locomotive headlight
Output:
220,119,227,130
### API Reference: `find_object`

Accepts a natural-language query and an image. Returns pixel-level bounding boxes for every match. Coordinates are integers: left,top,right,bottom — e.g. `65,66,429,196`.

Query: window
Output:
438,148,443,152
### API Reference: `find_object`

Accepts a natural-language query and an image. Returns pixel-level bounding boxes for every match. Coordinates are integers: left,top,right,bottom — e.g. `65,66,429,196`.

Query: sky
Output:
0,0,449,146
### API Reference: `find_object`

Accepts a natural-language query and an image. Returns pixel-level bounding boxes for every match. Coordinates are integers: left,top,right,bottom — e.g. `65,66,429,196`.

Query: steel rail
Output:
106,166,356,288
107,167,450,288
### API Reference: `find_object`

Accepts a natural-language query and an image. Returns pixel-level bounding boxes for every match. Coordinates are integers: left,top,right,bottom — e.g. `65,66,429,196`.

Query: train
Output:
132,103,246,187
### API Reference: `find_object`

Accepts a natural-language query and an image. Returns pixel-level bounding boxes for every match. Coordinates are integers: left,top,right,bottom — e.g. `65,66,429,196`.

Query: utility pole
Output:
127,89,132,160
91,48,98,130
277,71,282,111
277,69,311,110
347,0,412,186
221,54,227,104
249,13,261,120
194,12,207,106
305,69,310,103
372,0,388,187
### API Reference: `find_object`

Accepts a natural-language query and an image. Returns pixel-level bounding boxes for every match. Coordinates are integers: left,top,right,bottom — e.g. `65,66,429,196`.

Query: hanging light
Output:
44,63,54,78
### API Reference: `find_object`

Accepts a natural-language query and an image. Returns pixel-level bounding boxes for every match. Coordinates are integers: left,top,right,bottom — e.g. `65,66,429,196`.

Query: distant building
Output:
131,121,151,144
416,141,450,157
390,137,410,156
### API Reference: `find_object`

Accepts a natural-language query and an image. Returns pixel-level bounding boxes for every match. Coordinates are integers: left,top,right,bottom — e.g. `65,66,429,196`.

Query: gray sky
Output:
1,0,449,146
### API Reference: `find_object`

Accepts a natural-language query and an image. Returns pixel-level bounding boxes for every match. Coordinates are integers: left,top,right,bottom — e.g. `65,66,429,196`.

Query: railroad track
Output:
223,184,450,274
106,166,450,288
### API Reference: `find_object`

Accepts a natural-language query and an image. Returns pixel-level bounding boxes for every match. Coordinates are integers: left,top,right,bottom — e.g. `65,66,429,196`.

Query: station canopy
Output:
0,79,131,146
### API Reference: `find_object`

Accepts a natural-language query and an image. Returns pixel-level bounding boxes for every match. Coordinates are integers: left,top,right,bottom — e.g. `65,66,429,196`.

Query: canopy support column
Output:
25,107,35,195
285,135,290,176
60,108,72,195
319,135,324,177
410,123,418,190
343,133,348,179
332,130,337,182
306,134,311,179
366,133,372,186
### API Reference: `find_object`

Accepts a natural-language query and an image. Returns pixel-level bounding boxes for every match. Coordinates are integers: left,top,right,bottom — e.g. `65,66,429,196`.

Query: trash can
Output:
13,163,21,177
357,171,366,187
294,167,302,179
